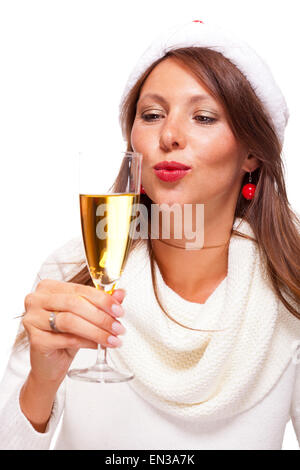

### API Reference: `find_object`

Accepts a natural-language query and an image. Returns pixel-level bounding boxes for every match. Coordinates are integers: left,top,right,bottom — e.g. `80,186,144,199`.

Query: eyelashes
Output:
141,113,161,122
140,113,216,125
194,115,216,125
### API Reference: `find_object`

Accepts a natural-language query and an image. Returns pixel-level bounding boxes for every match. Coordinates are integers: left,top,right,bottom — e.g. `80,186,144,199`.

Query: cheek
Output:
196,135,243,191
194,126,240,167
131,121,159,155
190,127,244,196
131,122,146,152
130,122,138,151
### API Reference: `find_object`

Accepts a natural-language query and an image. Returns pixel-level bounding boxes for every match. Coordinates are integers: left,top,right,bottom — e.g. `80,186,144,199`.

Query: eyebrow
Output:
138,93,214,105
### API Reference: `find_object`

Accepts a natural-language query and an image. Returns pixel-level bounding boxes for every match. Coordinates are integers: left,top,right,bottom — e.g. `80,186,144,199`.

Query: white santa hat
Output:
119,20,289,146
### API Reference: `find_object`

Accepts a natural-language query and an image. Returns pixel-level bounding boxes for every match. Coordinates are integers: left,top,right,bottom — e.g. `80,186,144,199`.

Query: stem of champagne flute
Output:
96,344,107,366
94,280,119,368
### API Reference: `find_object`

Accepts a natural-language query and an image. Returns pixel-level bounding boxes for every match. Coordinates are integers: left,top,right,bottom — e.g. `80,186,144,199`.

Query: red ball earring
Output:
242,171,256,200
140,184,146,194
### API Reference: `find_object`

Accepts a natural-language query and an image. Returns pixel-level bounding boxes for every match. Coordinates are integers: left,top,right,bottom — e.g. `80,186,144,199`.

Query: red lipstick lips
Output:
153,160,191,182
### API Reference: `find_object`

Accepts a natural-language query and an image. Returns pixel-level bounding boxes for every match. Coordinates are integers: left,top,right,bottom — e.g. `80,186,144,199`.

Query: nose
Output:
159,115,187,152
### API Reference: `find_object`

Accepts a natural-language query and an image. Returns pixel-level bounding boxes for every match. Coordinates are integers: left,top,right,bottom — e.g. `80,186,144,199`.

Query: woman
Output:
0,20,300,450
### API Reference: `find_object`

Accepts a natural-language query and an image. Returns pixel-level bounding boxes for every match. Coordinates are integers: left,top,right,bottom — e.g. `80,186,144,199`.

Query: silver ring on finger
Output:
49,311,62,333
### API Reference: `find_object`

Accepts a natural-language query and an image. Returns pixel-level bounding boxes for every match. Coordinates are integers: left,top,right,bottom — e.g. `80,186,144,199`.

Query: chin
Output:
145,182,202,206
150,193,188,207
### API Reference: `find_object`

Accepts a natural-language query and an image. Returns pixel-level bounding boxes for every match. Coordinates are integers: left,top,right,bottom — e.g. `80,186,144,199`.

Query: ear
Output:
241,154,261,173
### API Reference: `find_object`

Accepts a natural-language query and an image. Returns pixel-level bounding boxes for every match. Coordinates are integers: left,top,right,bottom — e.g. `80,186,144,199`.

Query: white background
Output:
0,0,299,449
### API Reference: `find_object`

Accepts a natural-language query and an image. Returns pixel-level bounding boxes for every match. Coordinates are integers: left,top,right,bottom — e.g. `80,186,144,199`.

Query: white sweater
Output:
0,235,300,450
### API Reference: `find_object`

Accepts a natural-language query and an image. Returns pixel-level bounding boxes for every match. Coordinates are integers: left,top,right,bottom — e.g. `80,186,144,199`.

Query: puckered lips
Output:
153,160,191,182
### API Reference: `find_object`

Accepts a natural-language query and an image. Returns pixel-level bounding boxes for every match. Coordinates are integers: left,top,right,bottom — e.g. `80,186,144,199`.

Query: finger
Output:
111,289,126,304
35,279,125,317
27,309,123,348
23,294,126,335
51,292,126,333
28,290,124,325
35,279,125,313
28,325,98,355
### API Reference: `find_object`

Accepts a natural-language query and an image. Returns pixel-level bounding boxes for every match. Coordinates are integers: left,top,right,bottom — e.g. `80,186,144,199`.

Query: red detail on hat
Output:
193,20,204,23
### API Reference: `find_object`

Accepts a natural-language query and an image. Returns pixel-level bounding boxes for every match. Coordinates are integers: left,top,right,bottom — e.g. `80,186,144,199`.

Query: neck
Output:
150,212,234,301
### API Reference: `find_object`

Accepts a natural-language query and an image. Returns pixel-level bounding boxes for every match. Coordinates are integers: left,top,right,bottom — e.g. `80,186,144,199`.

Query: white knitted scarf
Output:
109,217,300,422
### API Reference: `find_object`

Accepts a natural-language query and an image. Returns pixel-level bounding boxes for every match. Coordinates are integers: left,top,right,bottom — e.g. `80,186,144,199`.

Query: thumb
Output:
111,288,126,304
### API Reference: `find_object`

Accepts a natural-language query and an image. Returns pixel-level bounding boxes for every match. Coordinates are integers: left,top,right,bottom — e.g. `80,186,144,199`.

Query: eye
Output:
194,115,216,125
141,113,163,122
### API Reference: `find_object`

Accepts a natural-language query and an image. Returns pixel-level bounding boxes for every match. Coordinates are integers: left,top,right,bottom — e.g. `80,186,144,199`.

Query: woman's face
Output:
131,57,255,206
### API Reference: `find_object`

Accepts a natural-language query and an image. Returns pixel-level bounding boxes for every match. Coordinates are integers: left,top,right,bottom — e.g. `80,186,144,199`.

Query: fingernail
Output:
107,335,122,347
112,322,126,335
111,304,124,317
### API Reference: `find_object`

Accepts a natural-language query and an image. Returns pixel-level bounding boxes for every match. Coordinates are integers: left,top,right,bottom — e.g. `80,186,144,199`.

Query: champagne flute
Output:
67,151,142,383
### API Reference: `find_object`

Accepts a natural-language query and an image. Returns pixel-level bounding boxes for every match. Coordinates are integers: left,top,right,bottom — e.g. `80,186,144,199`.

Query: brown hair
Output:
14,47,300,348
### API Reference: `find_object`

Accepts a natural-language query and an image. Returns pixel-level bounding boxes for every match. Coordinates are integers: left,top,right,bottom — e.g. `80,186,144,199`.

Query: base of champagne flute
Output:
67,363,134,383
